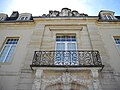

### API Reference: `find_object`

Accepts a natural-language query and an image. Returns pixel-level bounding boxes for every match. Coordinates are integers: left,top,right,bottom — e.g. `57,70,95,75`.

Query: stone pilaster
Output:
32,69,43,90
91,69,102,90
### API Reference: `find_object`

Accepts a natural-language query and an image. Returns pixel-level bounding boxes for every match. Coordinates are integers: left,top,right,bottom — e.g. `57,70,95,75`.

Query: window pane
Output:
0,46,9,62
0,17,4,21
115,38,120,44
56,43,65,50
114,37,120,52
104,15,108,19
56,36,60,41
5,46,16,62
56,35,76,42
117,45,120,50
21,17,25,20
24,17,28,20
61,36,65,41
67,43,76,50
108,15,113,20
71,36,76,41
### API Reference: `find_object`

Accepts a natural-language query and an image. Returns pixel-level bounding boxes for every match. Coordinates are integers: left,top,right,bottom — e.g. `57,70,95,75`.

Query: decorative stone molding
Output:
31,69,104,90
41,72,92,90
59,8,72,16
49,10,59,17
42,8,88,17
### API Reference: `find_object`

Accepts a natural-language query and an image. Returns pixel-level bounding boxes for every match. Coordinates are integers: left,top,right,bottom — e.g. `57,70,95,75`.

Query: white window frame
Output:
55,35,78,65
0,38,19,63
56,41,77,51
55,35,77,51
113,36,120,54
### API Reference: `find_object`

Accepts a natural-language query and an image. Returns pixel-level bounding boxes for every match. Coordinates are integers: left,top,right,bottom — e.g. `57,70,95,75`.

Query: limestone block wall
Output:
18,18,120,90
0,17,120,90
18,19,96,90
0,22,34,90
15,24,45,90
98,22,120,90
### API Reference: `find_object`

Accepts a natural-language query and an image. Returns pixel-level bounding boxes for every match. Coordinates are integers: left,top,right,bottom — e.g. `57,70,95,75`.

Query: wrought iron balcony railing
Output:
30,50,104,68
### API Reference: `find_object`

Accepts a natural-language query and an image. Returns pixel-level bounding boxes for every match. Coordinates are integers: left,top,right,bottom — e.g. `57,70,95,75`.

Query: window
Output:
55,35,78,65
114,36,120,52
103,14,114,20
0,17,4,21
0,38,19,63
20,16,28,20
56,35,76,50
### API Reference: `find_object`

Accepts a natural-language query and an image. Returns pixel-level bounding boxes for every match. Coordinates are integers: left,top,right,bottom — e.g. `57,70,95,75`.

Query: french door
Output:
55,35,78,65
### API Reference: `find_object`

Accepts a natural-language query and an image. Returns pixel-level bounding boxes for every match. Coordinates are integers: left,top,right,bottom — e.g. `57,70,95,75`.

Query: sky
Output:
0,0,120,16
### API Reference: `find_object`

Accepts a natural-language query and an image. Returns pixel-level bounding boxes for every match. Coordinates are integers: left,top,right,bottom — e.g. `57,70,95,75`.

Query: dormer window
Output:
99,10,117,20
17,13,32,21
0,13,8,21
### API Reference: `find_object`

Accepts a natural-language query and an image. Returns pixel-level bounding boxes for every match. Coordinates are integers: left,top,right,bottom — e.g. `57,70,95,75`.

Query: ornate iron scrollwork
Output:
31,50,103,67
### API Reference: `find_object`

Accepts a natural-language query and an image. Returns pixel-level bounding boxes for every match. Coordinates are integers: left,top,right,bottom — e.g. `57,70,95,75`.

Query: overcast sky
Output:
0,0,120,16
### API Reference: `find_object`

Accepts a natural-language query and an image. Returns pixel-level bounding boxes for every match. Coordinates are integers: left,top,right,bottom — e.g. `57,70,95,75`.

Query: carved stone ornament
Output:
32,68,103,90
42,8,88,17
40,72,91,90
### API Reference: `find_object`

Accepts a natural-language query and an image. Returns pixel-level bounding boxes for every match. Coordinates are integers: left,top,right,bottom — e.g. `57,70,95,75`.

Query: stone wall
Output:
0,17,120,90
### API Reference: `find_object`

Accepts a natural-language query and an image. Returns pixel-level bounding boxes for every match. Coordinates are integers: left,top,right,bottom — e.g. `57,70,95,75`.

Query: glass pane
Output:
56,35,76,42
21,17,25,20
25,17,28,20
67,43,78,65
104,15,108,19
71,36,76,41
67,43,76,50
56,36,60,41
56,43,65,50
55,43,65,65
61,36,65,41
0,46,9,62
108,15,113,20
114,38,120,44
5,46,16,62
117,45,120,51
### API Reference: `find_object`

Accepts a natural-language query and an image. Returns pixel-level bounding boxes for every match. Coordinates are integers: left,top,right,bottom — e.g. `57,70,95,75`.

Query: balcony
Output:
30,50,104,69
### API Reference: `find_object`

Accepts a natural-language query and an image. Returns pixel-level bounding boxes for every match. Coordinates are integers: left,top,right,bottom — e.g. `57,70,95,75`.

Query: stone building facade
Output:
0,8,120,90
